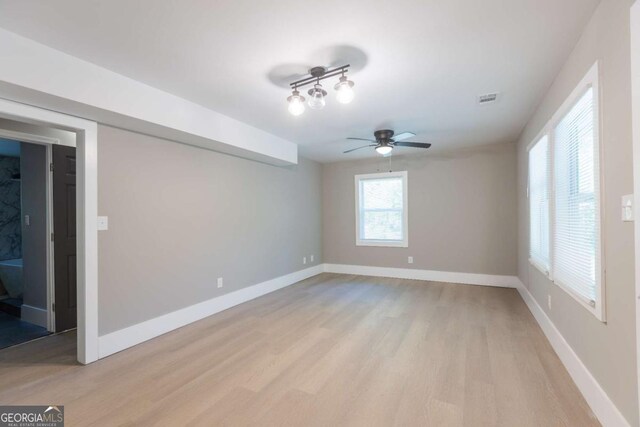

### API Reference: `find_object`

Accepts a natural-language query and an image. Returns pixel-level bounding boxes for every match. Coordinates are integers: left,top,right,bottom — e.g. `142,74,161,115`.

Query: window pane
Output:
362,178,403,209
554,87,599,304
363,210,403,240
529,135,550,270
357,174,406,244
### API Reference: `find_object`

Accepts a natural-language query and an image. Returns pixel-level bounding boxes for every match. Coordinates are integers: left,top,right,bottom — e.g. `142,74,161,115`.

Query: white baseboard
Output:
21,304,47,328
323,263,519,288
98,264,324,359
515,280,630,427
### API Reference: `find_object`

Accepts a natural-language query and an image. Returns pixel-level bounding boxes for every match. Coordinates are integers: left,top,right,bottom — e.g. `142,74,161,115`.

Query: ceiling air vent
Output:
478,93,499,105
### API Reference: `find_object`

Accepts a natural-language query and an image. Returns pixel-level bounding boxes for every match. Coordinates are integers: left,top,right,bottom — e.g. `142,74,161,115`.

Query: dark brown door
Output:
52,145,77,332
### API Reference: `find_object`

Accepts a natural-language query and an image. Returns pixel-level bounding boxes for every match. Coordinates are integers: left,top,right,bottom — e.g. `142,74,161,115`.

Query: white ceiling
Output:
0,0,599,163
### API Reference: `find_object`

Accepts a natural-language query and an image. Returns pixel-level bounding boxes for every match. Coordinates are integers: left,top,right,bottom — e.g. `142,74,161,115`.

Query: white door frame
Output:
631,0,640,422
0,97,98,364
0,129,58,333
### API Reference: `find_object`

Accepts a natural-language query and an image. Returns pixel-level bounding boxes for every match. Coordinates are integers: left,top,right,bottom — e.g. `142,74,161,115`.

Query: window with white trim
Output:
355,171,408,247
553,86,601,312
527,62,603,320
528,135,550,273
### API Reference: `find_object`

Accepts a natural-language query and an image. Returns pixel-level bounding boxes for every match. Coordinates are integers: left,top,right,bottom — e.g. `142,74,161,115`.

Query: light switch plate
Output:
24,215,30,226
622,194,634,222
97,216,109,231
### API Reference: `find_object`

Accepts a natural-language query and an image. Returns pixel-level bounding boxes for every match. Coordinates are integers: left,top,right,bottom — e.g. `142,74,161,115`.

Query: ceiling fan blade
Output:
343,145,376,153
347,137,375,142
392,132,416,142
393,141,432,149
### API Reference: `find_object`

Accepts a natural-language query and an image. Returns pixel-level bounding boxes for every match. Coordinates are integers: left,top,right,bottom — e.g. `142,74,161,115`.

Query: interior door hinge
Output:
52,302,55,312
50,162,54,172
51,233,54,242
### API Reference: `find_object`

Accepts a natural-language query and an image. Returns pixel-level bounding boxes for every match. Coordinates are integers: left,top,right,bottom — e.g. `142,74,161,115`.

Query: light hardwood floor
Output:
0,273,599,426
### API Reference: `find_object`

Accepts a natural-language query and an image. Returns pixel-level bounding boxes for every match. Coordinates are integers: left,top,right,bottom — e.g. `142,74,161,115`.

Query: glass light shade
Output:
287,91,305,116
308,84,326,109
335,77,355,104
376,145,393,155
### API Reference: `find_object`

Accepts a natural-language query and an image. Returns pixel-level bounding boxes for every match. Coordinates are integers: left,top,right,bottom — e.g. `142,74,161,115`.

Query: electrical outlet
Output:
622,194,634,222
548,295,552,310
217,277,223,288
408,256,414,264
24,215,30,226
310,255,314,262
97,216,109,231
303,257,307,265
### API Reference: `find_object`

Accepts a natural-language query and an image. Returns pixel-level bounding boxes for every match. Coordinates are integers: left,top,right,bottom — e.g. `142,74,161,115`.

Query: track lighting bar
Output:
289,65,350,89
286,64,355,116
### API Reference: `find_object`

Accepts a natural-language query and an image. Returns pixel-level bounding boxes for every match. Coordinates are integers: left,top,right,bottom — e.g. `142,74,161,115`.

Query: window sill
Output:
356,240,408,248
554,279,606,323
528,259,605,322
528,258,550,278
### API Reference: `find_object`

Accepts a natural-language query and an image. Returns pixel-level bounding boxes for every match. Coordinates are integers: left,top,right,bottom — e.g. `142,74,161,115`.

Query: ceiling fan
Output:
344,129,432,155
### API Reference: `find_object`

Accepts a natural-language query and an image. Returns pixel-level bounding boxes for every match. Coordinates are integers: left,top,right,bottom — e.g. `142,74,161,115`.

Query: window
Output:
526,62,603,320
528,135,550,273
355,171,408,247
553,86,601,312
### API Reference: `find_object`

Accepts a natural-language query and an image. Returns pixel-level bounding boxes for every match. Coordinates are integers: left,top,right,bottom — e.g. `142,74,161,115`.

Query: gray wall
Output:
97,125,323,335
20,142,47,310
516,0,638,424
323,143,517,275
0,154,21,261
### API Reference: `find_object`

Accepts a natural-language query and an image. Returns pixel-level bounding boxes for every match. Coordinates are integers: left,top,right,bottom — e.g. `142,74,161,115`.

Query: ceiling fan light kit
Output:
287,64,354,115
375,145,393,155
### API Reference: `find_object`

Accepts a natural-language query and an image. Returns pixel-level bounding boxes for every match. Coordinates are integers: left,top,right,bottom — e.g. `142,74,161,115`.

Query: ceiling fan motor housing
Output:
374,129,395,142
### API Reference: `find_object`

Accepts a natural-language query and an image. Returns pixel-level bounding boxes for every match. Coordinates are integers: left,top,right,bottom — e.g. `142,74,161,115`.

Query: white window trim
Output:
527,62,605,322
527,132,551,279
355,171,408,248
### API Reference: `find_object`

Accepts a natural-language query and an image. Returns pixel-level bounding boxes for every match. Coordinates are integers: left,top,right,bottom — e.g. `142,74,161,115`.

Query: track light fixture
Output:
308,83,327,109
287,65,354,115
287,89,305,116
335,75,355,104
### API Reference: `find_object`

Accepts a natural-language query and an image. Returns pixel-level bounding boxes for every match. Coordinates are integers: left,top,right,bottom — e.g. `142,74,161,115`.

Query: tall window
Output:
355,171,408,247
528,135,550,273
554,87,600,310
527,63,603,320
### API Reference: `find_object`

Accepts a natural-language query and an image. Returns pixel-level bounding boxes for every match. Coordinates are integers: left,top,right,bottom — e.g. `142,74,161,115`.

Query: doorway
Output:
0,98,97,364
0,122,82,360
0,128,78,347
0,138,50,348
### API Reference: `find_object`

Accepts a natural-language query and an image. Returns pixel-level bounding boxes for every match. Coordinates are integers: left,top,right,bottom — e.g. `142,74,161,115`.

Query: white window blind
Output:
553,87,600,307
528,135,550,272
355,171,408,247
